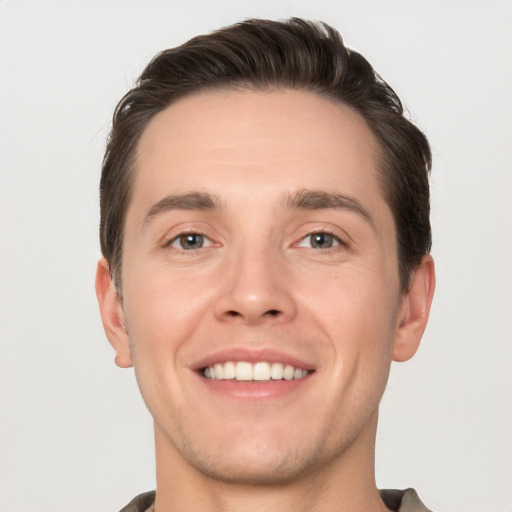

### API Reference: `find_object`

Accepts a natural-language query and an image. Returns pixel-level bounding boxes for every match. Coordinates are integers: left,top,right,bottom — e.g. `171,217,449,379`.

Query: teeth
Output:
283,364,295,380
235,362,253,381
223,361,236,379
293,367,303,379
253,362,270,381
203,361,308,381
214,363,224,379
270,362,284,379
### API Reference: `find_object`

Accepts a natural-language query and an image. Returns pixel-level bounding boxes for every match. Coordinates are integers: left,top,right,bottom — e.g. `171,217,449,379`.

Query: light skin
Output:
96,89,435,512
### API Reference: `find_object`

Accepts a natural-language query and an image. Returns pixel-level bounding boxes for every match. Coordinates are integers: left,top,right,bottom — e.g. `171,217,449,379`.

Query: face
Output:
98,89,432,484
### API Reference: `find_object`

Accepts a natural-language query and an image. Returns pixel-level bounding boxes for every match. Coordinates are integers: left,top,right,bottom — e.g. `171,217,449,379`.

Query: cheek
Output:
299,260,398,324
299,266,399,373
123,273,210,349
120,274,207,414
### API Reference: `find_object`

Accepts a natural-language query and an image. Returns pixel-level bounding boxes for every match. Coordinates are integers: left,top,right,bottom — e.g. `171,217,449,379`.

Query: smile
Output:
203,361,309,381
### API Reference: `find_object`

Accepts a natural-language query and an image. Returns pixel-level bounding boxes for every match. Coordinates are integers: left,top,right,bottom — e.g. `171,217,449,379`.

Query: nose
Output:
213,244,297,325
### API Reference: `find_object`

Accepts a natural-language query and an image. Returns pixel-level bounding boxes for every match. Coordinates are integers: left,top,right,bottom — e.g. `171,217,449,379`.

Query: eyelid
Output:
292,221,351,247
295,231,345,249
163,229,216,251
172,233,211,249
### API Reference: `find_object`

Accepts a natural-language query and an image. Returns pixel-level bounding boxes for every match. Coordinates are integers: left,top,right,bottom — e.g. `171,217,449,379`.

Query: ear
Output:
393,255,436,362
95,258,133,368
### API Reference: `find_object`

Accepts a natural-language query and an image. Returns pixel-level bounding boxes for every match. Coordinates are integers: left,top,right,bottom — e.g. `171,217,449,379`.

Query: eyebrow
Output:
286,189,375,229
143,192,221,228
142,189,375,230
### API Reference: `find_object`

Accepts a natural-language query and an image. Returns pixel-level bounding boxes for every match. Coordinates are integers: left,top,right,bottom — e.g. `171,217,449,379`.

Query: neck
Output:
152,412,390,512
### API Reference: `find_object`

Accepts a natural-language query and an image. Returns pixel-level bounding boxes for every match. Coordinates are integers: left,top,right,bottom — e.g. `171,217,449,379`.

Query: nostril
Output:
221,308,283,321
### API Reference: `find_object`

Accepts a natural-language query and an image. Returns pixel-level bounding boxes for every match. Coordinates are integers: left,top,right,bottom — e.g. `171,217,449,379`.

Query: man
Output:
95,18,435,512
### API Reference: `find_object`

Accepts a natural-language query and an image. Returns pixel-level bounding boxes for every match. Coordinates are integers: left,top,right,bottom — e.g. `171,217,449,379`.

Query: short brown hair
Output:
100,18,431,292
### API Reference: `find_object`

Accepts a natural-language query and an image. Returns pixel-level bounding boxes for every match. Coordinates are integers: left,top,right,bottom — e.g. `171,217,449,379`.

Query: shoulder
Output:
118,491,156,512
118,488,431,512
380,488,433,512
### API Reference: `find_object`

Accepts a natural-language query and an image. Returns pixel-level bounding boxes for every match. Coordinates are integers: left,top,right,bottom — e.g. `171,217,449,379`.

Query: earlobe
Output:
95,258,133,368
393,255,436,362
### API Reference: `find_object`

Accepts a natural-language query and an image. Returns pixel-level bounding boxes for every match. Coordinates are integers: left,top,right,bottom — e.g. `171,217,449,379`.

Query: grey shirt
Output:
119,488,432,511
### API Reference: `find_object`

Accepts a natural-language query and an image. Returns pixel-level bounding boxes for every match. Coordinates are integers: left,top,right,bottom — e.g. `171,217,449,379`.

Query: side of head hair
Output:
100,18,431,292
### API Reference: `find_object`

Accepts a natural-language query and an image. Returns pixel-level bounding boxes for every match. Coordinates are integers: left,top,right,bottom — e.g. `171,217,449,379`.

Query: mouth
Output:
191,348,316,400
201,361,311,381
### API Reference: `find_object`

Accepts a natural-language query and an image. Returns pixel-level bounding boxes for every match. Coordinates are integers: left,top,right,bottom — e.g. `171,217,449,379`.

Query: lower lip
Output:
196,373,312,401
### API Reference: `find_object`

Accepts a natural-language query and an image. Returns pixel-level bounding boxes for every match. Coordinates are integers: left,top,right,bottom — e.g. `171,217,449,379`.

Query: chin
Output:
167,423,341,486
184,445,324,486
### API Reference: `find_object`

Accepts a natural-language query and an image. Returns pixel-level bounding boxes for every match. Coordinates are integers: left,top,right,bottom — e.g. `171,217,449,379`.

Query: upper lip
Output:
191,347,316,371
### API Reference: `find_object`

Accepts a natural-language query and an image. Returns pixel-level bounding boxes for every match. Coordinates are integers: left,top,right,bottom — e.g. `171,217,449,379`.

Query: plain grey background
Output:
1,1,511,511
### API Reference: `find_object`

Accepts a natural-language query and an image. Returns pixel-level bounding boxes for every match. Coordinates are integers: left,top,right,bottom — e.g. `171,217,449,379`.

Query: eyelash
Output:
163,230,347,254
164,231,213,252
296,231,346,251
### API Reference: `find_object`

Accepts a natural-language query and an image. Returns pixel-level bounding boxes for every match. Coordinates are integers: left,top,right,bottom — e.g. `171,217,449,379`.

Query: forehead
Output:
131,88,387,221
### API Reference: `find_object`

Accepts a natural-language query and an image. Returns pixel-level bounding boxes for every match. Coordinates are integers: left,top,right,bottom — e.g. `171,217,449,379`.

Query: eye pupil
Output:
180,234,204,249
311,233,333,249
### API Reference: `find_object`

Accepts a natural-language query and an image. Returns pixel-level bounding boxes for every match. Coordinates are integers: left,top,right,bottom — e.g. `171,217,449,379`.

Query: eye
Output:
298,232,342,249
169,233,210,250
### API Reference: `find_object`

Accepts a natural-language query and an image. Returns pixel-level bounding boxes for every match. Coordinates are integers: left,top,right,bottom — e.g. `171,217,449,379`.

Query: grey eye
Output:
172,233,206,250
296,232,343,249
308,232,336,249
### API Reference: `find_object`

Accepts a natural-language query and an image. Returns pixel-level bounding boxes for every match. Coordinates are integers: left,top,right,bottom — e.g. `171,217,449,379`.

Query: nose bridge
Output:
214,236,296,324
